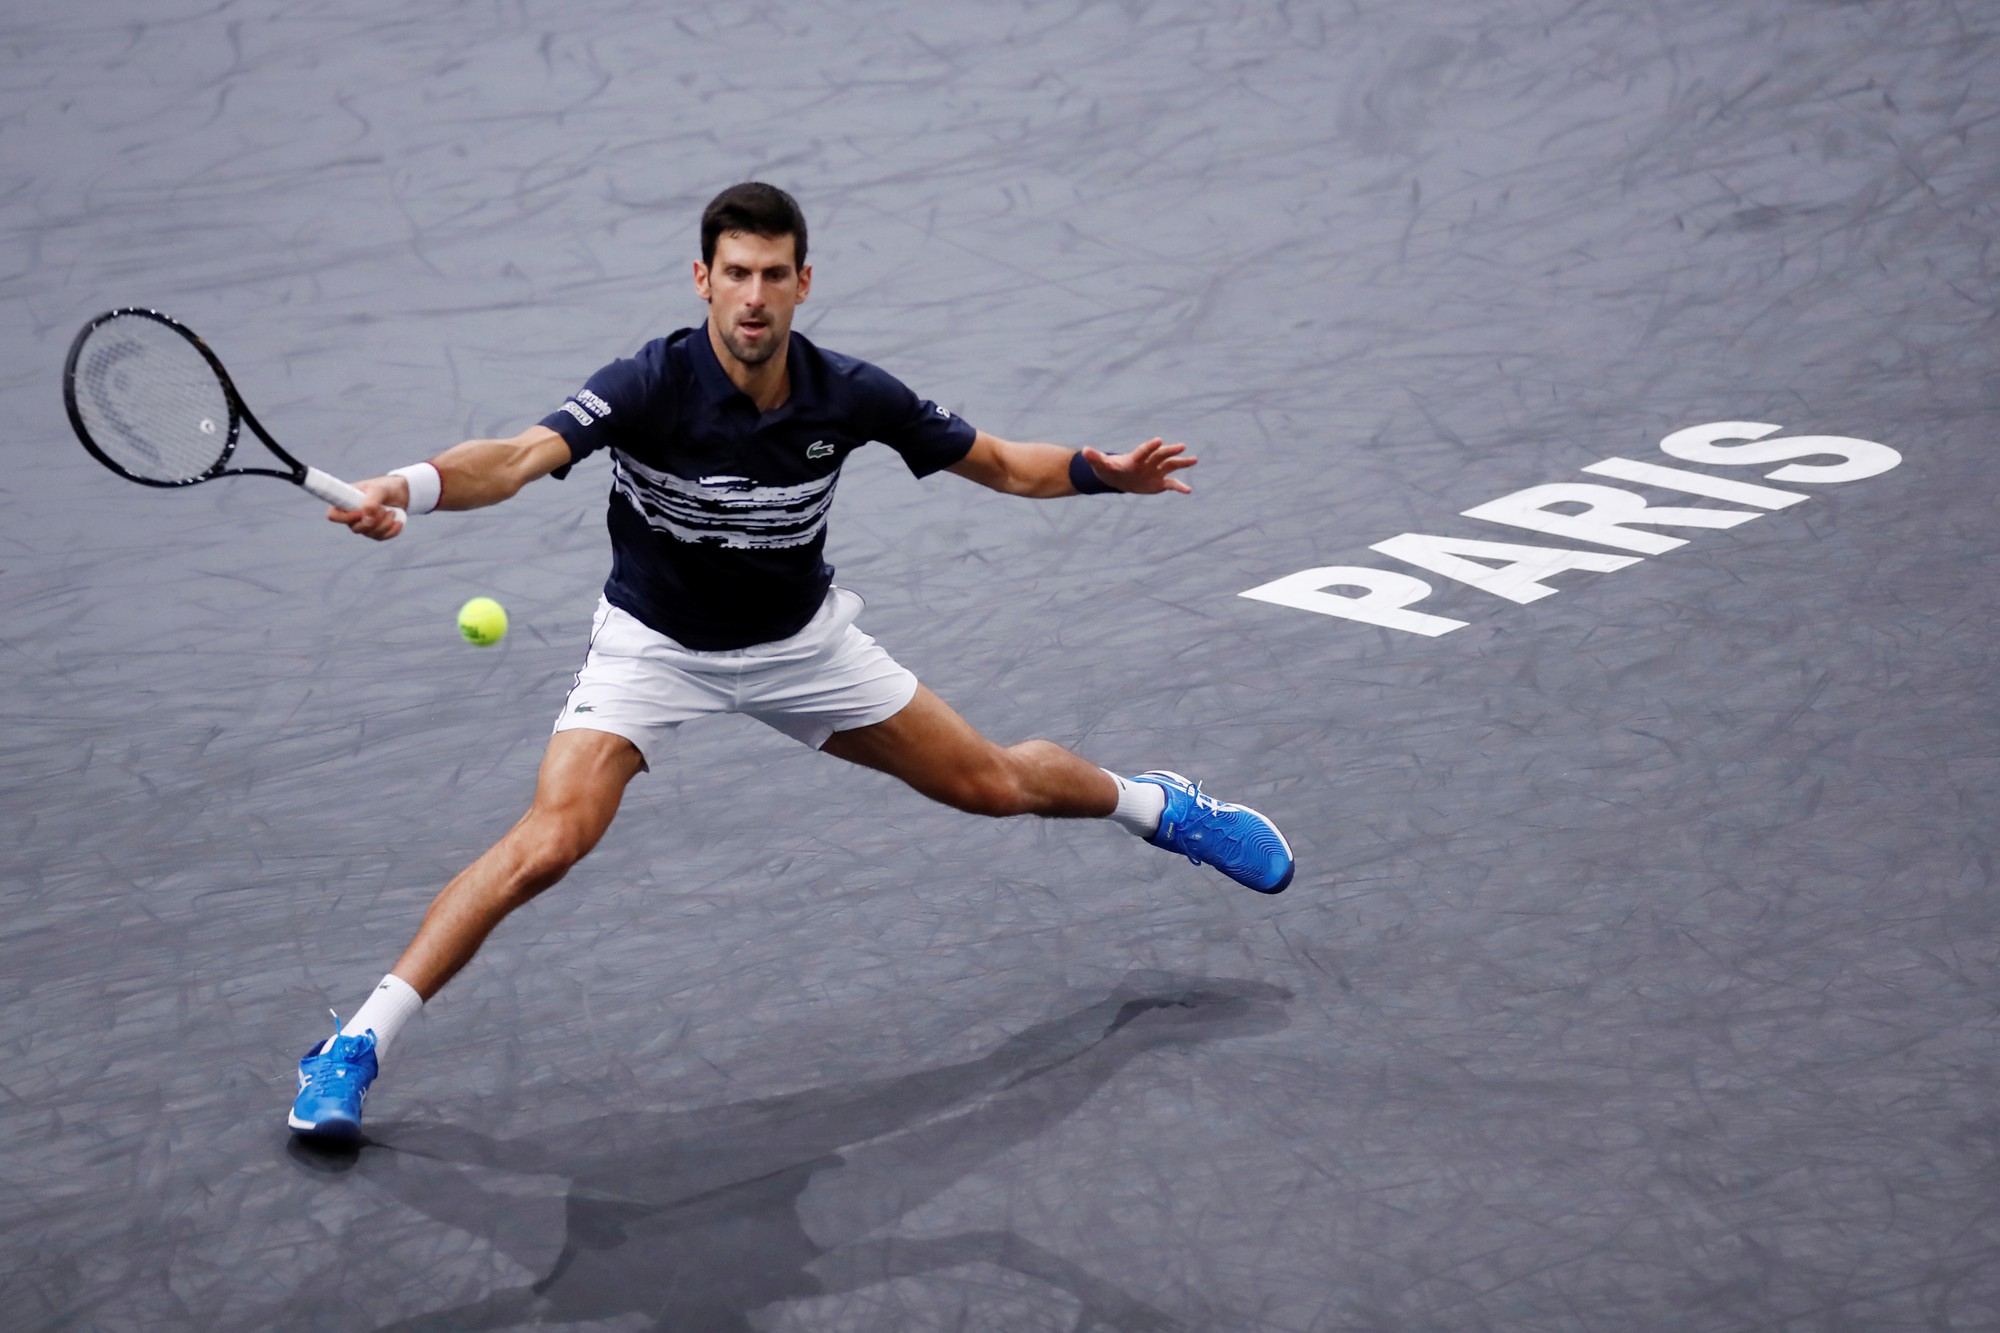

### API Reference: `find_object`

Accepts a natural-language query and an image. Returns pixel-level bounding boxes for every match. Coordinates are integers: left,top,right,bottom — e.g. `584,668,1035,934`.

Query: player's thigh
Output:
819,684,1008,802
526,727,647,850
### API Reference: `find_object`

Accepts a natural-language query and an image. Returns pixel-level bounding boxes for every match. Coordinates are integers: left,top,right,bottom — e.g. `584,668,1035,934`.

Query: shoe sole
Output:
288,1110,362,1143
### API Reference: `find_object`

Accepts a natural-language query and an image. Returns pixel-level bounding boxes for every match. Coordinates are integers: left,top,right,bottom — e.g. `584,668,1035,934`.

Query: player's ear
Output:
796,263,811,303
693,259,711,302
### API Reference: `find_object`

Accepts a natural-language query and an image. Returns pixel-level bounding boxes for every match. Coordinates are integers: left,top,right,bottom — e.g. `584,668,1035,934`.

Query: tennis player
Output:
290,182,1293,1142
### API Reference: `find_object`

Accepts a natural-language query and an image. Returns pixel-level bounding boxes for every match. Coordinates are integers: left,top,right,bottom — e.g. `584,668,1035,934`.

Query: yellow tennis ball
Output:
457,596,508,646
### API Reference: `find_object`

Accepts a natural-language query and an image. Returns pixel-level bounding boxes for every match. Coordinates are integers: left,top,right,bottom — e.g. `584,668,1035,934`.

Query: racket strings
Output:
71,316,232,484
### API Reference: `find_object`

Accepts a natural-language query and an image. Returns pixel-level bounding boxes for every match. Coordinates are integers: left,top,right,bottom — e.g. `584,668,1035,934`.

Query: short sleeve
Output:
538,353,657,478
862,366,977,478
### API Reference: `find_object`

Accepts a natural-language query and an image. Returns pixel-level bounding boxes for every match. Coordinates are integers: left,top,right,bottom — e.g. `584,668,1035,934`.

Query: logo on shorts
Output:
806,440,834,460
573,703,595,713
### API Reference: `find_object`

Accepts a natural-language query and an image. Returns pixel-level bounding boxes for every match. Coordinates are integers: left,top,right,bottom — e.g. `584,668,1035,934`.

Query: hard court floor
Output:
3,1,1997,1329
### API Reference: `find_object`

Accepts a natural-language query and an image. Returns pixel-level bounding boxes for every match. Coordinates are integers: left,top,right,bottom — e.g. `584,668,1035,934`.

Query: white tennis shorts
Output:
552,588,919,766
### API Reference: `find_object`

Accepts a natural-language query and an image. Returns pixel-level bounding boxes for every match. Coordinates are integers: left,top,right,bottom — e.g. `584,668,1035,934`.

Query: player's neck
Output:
707,321,791,414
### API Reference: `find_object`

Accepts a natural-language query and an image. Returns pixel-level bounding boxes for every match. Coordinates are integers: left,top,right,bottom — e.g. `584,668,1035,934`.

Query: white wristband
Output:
388,462,441,515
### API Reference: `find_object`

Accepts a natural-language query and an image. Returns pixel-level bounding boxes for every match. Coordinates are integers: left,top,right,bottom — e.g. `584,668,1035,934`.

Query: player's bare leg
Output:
820,685,1292,895
289,728,643,1142
391,727,646,998
820,685,1118,818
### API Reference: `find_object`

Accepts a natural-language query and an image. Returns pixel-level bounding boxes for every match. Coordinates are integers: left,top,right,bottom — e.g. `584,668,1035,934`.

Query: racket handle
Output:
303,466,408,530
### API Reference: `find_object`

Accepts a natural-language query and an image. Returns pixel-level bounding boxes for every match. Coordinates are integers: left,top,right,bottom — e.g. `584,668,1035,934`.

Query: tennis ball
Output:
457,596,508,646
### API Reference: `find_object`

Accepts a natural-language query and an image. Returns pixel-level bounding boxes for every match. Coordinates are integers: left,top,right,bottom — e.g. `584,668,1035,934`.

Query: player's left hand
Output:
1081,438,1197,494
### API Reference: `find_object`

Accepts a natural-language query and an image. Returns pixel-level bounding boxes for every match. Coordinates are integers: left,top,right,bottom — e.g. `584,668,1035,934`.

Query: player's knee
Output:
943,760,1031,818
512,810,601,889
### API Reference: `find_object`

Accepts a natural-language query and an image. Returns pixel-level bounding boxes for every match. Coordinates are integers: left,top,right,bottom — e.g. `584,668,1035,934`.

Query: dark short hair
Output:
700,182,807,268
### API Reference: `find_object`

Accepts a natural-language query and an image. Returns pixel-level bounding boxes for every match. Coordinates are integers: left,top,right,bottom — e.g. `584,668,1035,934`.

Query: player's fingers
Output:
1139,459,1196,487
329,502,399,539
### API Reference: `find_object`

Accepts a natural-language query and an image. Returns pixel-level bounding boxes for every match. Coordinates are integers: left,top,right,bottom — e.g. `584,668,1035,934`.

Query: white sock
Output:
340,974,423,1057
1104,771,1167,838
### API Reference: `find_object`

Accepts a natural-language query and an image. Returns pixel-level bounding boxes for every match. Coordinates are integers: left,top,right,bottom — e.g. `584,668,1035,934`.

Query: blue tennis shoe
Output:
288,1018,378,1144
1133,770,1295,894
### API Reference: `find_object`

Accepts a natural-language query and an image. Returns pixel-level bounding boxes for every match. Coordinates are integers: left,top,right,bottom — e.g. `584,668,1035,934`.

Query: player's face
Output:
695,232,811,368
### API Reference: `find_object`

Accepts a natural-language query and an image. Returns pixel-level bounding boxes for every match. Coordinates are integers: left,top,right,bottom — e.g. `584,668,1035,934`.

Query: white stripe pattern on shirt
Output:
611,452,840,550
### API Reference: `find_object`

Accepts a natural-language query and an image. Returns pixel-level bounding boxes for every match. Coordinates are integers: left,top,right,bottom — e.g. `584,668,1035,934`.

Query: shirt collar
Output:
689,320,813,418
687,320,738,403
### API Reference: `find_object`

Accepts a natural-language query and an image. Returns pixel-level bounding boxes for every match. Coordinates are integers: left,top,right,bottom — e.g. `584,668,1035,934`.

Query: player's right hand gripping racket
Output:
63,308,405,530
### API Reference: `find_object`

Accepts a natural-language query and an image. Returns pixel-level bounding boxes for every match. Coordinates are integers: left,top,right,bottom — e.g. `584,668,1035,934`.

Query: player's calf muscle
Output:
1012,740,1118,818
942,741,1112,819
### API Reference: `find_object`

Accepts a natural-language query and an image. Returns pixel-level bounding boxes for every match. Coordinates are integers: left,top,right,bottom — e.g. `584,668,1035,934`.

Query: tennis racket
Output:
63,308,404,529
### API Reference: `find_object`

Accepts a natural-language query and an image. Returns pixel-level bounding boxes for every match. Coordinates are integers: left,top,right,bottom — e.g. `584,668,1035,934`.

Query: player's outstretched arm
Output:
328,426,575,540
946,431,1197,499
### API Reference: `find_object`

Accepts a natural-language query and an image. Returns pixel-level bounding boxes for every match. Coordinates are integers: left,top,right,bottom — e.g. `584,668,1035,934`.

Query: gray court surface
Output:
5,1,1998,1329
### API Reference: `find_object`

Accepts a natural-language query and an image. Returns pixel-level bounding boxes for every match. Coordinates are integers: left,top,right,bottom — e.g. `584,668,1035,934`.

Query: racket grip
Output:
303,466,408,530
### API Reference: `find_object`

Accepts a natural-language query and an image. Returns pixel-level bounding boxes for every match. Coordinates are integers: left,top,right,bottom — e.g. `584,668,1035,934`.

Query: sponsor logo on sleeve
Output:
577,390,613,417
560,400,594,427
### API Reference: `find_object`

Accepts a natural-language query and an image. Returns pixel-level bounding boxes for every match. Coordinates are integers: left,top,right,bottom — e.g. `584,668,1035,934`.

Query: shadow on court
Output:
284,972,1291,1331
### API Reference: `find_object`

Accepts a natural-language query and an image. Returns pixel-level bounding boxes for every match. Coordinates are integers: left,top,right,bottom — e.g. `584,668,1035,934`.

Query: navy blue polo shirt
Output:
539,323,977,649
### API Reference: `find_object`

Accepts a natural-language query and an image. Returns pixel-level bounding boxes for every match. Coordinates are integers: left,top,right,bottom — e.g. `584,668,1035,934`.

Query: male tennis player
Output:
290,182,1293,1142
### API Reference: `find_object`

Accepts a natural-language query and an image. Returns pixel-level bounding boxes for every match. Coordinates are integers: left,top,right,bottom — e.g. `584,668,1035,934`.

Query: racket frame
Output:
63,307,393,517
65,308,304,485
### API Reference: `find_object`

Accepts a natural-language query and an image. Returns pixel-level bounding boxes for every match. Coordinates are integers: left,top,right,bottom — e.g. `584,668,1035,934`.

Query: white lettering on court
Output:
1238,422,1901,636
1239,567,1468,637
1366,533,1640,604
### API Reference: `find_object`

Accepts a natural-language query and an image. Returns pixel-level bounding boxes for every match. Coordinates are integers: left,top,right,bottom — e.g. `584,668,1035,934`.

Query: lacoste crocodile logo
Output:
806,440,835,460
